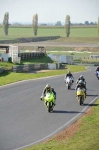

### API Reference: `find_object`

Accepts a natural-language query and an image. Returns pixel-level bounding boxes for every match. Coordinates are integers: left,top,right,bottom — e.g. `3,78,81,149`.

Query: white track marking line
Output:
14,96,98,150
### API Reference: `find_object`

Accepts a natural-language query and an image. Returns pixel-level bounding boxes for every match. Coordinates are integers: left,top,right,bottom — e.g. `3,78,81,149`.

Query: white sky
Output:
0,0,99,24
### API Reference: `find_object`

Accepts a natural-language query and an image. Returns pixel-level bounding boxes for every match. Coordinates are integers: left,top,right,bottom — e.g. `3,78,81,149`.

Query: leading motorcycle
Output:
41,92,55,112
76,87,86,105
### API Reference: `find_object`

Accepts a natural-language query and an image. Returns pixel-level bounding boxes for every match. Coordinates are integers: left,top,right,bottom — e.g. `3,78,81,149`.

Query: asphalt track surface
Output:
0,67,99,150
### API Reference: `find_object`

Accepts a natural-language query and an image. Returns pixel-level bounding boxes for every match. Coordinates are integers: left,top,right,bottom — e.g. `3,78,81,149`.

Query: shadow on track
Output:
70,88,75,90
52,110,85,114
83,103,99,106
86,94,98,97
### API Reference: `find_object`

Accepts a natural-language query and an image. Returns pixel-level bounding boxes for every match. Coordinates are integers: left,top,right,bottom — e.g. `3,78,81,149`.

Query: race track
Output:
0,67,98,150
14,41,98,47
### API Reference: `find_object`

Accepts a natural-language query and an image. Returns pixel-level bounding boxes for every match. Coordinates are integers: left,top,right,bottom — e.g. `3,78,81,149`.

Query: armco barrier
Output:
12,64,48,72
0,67,3,73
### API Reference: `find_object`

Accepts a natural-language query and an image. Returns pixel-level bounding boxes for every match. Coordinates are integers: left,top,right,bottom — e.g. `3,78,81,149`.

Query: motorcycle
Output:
65,77,74,90
76,87,86,105
41,92,55,112
95,71,99,80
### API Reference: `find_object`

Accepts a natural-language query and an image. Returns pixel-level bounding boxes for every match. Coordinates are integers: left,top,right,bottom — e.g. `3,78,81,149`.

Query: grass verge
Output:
0,65,85,86
23,98,99,150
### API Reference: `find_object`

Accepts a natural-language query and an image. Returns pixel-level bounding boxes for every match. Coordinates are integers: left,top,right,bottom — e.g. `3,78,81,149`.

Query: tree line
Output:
2,12,99,37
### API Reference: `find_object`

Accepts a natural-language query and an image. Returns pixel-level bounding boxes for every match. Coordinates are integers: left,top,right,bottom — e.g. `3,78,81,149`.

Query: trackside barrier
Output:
0,67,3,73
18,52,45,60
12,64,48,72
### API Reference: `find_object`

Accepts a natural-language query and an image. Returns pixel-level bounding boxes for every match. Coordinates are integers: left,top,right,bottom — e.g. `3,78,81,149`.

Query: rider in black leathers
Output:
65,71,74,83
76,80,86,90
76,79,86,97
76,75,86,85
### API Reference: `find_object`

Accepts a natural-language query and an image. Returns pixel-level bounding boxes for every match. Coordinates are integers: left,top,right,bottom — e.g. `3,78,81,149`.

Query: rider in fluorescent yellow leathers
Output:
40,84,56,105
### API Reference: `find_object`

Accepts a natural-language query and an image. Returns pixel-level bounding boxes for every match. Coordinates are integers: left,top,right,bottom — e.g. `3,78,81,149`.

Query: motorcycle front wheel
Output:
47,102,52,112
68,84,70,90
79,96,83,105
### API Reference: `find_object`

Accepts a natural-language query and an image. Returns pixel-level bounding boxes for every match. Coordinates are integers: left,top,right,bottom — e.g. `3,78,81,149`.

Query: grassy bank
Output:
0,65,85,86
23,98,99,150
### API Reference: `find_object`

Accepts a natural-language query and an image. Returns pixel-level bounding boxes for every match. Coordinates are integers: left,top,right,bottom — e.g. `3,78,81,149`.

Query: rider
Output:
40,84,56,105
76,75,86,93
95,66,99,77
76,80,86,97
76,75,86,86
95,66,99,72
65,71,74,83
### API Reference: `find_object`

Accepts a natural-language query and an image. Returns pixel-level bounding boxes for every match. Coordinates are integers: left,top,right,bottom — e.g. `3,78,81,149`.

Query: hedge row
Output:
0,36,60,44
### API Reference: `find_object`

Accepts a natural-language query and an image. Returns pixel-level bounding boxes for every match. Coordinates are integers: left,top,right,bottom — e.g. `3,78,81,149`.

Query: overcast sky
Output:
0,0,98,24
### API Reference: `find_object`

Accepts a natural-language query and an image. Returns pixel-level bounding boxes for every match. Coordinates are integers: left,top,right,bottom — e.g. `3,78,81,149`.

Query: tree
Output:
55,21,62,26
65,15,70,37
90,22,94,25
85,21,89,25
3,12,9,35
32,13,38,36
98,17,99,36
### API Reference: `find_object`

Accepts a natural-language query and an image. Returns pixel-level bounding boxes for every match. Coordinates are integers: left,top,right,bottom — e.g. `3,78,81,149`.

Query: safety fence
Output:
18,52,45,60
0,67,3,73
12,64,48,72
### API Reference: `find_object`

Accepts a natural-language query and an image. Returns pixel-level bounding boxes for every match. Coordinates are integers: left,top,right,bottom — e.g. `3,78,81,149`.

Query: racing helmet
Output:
78,80,83,85
80,75,83,79
46,84,51,90
68,71,71,74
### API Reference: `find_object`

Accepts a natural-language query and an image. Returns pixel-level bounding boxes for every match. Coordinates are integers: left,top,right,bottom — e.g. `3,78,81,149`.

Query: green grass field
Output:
0,27,98,40
47,51,99,57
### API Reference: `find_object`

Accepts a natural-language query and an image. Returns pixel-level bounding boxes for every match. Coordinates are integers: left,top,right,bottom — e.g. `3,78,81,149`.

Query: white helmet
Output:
79,80,83,84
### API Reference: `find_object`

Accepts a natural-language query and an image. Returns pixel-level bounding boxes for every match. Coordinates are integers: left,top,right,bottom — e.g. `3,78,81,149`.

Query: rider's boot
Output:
53,98,56,106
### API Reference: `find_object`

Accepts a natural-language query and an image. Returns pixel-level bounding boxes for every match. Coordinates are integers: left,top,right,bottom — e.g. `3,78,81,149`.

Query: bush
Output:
8,57,12,62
